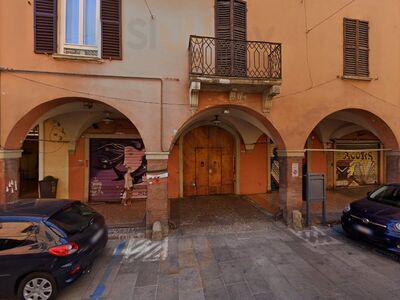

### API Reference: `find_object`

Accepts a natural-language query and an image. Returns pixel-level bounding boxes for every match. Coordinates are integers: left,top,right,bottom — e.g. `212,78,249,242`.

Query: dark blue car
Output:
0,199,108,300
342,184,400,253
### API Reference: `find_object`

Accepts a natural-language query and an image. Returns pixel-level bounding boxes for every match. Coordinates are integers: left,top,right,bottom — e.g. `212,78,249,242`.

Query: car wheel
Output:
17,272,57,300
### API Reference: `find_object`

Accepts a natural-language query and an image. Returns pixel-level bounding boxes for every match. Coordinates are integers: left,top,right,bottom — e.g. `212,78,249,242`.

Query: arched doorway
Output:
182,125,236,196
20,125,39,198
167,105,287,226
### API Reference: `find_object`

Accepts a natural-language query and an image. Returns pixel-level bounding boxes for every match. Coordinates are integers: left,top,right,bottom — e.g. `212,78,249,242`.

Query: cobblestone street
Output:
55,196,400,300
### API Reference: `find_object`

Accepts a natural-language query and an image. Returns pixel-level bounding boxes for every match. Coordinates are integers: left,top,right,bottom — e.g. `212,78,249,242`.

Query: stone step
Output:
108,224,146,239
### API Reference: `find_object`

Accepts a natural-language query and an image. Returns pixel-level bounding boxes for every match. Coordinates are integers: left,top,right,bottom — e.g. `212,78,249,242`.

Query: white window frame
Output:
58,0,101,57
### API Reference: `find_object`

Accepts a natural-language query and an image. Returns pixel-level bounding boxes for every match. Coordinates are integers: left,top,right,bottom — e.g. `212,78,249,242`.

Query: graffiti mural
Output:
335,151,378,187
89,139,147,202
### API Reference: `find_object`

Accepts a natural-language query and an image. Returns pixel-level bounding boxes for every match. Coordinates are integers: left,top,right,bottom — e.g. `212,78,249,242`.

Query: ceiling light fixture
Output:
103,112,114,124
213,115,222,126
83,102,93,109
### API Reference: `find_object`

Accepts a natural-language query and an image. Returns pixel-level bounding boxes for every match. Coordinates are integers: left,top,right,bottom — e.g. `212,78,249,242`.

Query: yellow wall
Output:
43,120,69,198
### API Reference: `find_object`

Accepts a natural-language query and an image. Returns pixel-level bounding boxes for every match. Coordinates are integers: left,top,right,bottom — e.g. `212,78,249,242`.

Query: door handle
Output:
209,168,212,174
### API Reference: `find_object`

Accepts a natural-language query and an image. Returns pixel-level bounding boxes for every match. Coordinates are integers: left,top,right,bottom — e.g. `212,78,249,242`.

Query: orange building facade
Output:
1,0,400,234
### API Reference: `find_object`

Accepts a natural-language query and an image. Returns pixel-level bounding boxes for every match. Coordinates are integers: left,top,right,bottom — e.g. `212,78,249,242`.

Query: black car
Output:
0,199,108,300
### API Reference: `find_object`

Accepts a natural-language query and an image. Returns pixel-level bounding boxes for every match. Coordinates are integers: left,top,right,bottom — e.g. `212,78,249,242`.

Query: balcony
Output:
189,35,282,80
188,35,282,112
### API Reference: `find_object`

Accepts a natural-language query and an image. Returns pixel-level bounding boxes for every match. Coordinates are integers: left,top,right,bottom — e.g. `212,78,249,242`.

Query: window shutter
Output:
101,0,122,60
344,18,369,77
34,0,57,54
215,0,232,39
215,0,247,77
215,0,232,76
357,21,369,77
232,0,247,77
233,0,246,41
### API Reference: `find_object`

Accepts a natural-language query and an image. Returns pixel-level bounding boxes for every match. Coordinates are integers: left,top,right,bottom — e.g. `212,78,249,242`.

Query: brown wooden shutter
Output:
344,18,369,77
34,0,57,54
215,0,247,77
232,0,247,77
101,0,122,60
215,0,232,39
357,21,369,77
215,0,232,76
233,0,246,41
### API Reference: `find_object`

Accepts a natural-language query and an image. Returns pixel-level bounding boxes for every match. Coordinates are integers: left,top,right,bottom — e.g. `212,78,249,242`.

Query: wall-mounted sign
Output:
292,162,299,177
336,151,378,187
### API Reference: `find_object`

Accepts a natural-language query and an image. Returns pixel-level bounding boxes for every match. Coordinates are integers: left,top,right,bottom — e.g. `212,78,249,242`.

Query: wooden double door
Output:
183,126,235,196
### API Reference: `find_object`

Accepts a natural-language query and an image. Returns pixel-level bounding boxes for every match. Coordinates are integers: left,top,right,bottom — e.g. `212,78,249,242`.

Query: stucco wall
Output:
43,120,69,198
1,1,400,204
167,144,180,199
307,134,328,175
2,0,400,152
240,136,268,194
69,136,86,200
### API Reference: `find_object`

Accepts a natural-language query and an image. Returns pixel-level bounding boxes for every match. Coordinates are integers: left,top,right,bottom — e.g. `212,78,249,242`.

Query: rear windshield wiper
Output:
78,216,95,232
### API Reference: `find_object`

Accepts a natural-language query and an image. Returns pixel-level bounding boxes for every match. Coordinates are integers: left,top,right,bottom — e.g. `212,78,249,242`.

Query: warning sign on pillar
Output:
147,172,168,185
291,163,299,177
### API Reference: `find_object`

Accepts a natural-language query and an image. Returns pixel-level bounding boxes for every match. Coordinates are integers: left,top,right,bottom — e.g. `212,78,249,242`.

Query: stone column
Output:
0,150,23,204
145,152,169,238
386,151,400,184
278,150,304,226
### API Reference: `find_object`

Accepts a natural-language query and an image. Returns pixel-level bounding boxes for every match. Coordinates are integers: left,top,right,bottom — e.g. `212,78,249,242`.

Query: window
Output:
61,0,100,57
34,0,122,60
343,18,369,78
0,222,37,251
48,202,96,235
369,186,400,207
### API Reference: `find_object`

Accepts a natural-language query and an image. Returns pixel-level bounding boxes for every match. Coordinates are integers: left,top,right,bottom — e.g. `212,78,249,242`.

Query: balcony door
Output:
215,0,247,77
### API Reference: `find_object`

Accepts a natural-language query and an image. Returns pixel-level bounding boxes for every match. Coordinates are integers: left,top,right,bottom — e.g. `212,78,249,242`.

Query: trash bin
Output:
38,176,58,198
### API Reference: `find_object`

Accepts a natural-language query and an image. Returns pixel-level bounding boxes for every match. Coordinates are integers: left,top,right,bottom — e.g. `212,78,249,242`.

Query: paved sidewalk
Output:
56,196,400,300
247,186,377,224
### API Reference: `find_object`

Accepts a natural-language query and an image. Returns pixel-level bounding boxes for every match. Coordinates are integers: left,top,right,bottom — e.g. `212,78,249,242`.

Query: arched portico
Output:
0,96,169,236
171,104,286,151
167,104,303,224
297,108,400,223
303,108,400,184
3,97,152,150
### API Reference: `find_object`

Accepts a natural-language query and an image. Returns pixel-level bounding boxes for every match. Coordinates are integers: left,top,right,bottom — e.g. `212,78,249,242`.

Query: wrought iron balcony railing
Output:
189,35,282,80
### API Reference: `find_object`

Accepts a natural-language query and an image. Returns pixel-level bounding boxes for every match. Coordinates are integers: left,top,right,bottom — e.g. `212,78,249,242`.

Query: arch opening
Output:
168,105,285,206
303,108,400,223
6,97,148,225
305,109,399,188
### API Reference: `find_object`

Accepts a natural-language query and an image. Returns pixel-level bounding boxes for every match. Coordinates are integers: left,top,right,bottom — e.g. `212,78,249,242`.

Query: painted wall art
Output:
89,139,147,202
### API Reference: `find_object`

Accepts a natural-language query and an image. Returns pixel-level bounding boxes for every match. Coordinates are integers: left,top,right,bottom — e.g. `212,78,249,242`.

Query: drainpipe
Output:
0,67,167,152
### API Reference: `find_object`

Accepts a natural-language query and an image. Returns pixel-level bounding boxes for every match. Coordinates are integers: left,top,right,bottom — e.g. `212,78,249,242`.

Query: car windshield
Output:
48,202,96,235
369,186,400,207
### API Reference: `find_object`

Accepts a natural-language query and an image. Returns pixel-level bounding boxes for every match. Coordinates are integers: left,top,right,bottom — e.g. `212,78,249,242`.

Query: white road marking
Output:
122,238,169,262
289,226,342,249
